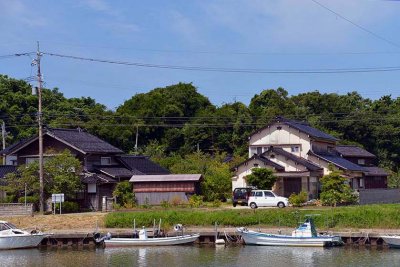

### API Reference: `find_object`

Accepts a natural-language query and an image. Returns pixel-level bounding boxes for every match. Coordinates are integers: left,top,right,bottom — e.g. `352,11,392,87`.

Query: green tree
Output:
246,168,277,189
2,150,82,201
113,181,135,206
319,167,357,206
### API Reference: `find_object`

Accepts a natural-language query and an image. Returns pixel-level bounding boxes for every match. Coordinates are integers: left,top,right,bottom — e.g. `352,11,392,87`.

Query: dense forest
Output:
1,74,400,172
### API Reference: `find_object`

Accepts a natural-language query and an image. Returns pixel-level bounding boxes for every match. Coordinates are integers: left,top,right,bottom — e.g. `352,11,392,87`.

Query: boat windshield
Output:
0,222,17,230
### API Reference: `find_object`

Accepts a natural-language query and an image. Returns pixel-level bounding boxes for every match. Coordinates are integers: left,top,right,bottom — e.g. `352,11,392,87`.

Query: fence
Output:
359,188,400,205
0,203,33,216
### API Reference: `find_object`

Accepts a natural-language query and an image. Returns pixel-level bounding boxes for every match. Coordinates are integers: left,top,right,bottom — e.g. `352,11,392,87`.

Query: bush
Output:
288,191,308,207
160,200,171,209
189,195,203,208
55,201,79,213
113,181,135,206
170,195,183,206
18,195,39,204
211,199,222,208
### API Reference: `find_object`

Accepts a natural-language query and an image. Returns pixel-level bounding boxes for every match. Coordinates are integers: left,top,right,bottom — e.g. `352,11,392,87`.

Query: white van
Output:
248,190,288,209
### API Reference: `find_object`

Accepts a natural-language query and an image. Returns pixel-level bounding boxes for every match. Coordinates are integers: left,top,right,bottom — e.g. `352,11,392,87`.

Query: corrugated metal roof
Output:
130,174,202,182
335,145,376,158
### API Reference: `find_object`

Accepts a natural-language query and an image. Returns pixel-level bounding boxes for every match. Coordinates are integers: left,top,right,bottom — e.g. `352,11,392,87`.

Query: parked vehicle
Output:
232,187,255,207
381,235,400,248
248,190,288,208
237,216,343,247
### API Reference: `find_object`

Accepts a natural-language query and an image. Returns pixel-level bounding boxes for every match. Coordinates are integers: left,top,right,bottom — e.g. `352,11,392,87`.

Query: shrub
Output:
18,195,39,204
288,191,308,207
211,199,222,208
113,181,135,206
55,201,79,213
160,200,171,209
189,195,203,208
170,195,183,206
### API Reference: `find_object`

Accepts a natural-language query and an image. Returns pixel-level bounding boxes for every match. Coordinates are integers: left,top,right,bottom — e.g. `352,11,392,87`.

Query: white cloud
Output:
0,0,47,27
169,11,200,43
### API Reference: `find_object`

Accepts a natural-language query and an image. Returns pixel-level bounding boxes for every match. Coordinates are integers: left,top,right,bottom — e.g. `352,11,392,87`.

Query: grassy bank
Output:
105,204,400,230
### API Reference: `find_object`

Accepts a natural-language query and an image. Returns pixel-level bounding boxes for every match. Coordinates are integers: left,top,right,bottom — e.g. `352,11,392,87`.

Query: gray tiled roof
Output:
97,166,133,178
335,145,376,158
81,172,117,184
0,165,17,179
363,167,388,176
277,117,339,142
269,147,322,171
49,128,123,154
309,151,365,171
232,154,285,171
118,155,170,175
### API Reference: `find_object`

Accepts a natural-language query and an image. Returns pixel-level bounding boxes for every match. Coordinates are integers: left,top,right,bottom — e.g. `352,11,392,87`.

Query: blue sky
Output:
1,0,400,110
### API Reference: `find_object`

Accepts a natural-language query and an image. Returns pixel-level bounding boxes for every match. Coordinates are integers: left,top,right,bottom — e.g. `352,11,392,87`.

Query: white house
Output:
232,117,388,198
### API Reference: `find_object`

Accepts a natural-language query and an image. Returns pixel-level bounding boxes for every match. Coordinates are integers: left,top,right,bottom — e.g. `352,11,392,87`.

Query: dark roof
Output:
250,117,338,142
232,154,285,171
335,145,376,158
0,165,17,179
3,128,123,155
309,151,365,171
81,172,117,184
49,128,123,154
363,167,388,176
96,166,133,178
268,147,322,171
277,117,338,142
130,174,202,182
0,137,35,155
118,155,170,175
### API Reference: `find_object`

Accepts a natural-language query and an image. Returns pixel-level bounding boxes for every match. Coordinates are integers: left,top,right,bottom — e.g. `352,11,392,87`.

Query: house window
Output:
359,178,364,188
358,159,365,165
253,163,259,168
88,183,97,193
327,146,334,153
101,157,111,165
291,146,300,153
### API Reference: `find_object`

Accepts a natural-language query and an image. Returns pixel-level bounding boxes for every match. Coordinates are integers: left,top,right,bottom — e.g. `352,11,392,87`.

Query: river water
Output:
1,246,400,267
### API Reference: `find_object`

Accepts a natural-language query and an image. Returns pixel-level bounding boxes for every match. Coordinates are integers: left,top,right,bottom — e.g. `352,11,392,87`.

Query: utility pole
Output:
36,41,44,213
134,125,139,154
1,121,5,165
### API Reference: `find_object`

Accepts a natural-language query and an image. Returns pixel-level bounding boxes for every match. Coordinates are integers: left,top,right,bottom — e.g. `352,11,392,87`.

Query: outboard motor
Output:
139,227,148,240
174,224,183,231
94,232,112,245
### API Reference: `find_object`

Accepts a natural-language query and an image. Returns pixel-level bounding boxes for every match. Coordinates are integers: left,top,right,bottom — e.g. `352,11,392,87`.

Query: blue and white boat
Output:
237,217,342,247
381,235,400,248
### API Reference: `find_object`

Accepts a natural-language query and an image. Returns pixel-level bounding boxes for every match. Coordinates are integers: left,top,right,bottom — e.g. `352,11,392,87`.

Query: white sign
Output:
52,193,64,203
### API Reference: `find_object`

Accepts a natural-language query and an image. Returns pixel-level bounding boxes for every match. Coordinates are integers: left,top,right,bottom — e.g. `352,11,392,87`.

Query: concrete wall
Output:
0,203,33,216
359,188,400,205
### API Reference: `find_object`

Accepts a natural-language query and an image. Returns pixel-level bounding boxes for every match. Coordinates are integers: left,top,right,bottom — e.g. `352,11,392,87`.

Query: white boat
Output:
237,217,342,247
104,225,200,247
381,235,400,248
0,221,47,249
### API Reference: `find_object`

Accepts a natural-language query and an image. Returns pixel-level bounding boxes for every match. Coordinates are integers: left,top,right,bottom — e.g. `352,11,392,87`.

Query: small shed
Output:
129,174,203,205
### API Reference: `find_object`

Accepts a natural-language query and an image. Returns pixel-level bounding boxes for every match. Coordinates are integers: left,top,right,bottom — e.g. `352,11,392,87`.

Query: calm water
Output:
1,246,400,267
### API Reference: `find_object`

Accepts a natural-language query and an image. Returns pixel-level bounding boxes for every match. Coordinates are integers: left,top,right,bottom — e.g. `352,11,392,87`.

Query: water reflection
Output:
0,246,399,267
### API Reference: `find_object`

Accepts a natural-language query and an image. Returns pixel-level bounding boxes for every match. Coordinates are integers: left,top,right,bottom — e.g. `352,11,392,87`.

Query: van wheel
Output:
277,202,285,208
250,202,257,209
233,203,237,207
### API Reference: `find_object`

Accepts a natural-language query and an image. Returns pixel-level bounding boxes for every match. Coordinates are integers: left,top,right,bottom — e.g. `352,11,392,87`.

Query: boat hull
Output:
104,234,200,247
238,230,342,247
381,236,400,248
0,234,46,249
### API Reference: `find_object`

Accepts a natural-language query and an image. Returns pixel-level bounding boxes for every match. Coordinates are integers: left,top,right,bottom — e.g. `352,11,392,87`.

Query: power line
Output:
0,52,34,60
43,52,400,74
310,0,400,49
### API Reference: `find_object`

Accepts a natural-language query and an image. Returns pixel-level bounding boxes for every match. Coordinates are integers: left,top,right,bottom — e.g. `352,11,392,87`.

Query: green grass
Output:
104,204,400,230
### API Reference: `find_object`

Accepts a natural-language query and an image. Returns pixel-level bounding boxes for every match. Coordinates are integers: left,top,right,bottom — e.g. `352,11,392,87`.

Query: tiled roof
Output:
81,172,117,184
268,147,323,171
96,166,133,178
309,151,365,171
363,167,388,176
2,128,123,155
49,128,123,154
118,155,170,175
0,137,35,155
335,145,376,158
232,154,285,171
130,174,202,182
276,117,338,142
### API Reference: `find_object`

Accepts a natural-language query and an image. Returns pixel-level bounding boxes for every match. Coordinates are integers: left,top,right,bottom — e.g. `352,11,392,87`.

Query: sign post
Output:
51,193,64,215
